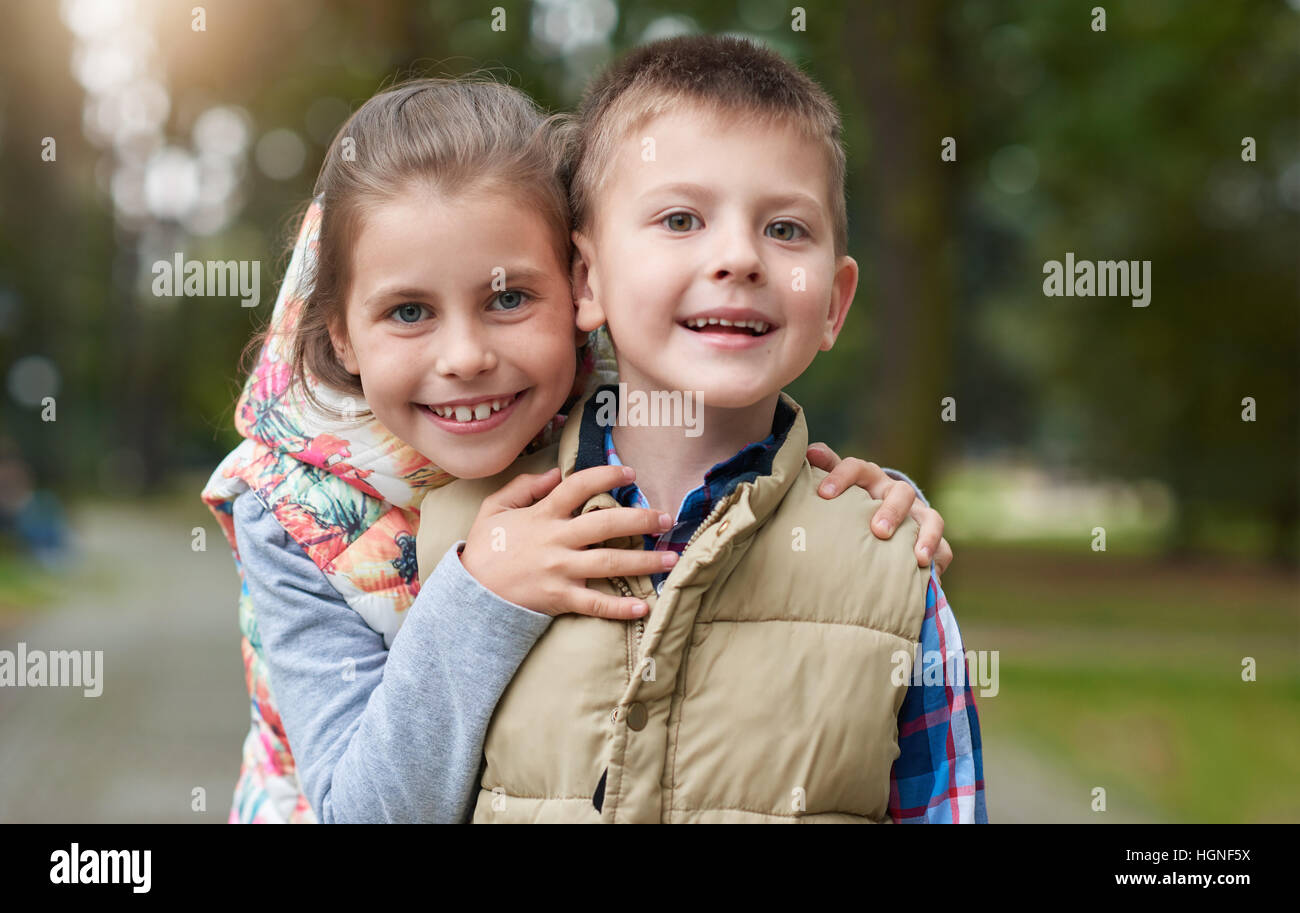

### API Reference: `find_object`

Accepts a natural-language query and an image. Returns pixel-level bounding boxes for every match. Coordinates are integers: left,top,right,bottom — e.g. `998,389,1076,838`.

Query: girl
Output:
202,77,950,823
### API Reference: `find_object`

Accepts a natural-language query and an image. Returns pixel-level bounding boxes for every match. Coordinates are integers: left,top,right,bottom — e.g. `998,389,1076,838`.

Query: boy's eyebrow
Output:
758,190,826,214
639,182,825,215
638,182,717,203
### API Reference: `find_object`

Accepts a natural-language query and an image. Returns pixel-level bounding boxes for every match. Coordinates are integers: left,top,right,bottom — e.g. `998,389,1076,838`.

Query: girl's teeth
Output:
433,393,516,422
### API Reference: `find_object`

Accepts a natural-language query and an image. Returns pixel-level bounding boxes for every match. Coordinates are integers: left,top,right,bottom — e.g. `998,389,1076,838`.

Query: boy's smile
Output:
573,104,857,411
678,306,777,348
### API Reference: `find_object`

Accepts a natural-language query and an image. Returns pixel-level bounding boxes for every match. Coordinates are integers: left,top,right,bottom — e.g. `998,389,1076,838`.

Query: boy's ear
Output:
571,230,606,334
820,254,859,351
567,248,589,347
328,317,360,374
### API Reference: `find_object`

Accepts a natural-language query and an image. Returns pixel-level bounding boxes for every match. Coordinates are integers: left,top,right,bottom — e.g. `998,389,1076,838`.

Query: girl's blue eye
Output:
393,303,425,323
491,289,529,311
663,212,700,232
766,220,805,241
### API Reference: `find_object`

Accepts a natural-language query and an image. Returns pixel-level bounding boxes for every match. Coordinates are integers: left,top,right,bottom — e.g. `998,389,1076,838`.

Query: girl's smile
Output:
418,387,529,434
331,187,583,479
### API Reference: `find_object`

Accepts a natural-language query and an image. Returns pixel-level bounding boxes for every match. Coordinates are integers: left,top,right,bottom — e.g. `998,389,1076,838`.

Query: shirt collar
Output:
575,383,796,503
558,383,811,543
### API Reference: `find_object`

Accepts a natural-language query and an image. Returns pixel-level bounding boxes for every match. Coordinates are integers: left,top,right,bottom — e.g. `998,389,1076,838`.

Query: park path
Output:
0,498,248,822
0,498,1136,823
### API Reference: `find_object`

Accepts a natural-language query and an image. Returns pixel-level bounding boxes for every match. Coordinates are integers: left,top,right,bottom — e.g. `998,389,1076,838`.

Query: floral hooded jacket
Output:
201,200,610,822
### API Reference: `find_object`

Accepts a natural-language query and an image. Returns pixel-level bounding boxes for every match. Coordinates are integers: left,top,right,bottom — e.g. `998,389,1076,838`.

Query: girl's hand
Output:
460,465,674,619
806,443,953,578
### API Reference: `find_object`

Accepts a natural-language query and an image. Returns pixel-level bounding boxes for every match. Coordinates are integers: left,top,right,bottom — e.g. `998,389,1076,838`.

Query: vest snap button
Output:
626,701,648,731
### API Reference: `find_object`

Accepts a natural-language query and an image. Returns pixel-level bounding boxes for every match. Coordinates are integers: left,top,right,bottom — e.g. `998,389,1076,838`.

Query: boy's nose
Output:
710,227,765,285
712,263,764,284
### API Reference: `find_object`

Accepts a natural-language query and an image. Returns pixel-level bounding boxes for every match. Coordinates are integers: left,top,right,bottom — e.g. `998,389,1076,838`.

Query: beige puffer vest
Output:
416,389,929,823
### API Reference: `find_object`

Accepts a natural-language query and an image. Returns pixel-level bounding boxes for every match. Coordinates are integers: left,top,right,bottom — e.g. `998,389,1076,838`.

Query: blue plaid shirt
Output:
592,388,987,823
604,398,797,594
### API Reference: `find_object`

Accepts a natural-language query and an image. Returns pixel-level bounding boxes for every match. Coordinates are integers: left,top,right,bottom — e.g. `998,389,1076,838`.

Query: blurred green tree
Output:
0,0,1294,562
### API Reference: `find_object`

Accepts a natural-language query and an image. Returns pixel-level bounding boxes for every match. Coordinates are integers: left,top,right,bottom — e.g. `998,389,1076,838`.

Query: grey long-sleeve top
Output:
231,489,552,823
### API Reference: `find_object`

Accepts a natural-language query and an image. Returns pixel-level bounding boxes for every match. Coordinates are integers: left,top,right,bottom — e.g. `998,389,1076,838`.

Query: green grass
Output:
946,544,1297,635
949,544,1300,822
0,549,62,613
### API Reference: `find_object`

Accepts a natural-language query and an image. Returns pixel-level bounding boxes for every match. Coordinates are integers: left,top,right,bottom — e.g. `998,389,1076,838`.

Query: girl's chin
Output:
415,443,521,480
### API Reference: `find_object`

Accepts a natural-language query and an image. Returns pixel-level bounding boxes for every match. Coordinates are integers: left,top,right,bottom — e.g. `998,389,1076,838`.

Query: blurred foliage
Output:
0,0,1296,560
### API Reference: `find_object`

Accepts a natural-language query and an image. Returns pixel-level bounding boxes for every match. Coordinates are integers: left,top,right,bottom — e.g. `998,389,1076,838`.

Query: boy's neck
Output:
607,376,781,517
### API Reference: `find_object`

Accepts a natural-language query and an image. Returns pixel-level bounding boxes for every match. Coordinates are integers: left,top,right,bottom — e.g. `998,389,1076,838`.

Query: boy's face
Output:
573,104,857,409
331,187,585,478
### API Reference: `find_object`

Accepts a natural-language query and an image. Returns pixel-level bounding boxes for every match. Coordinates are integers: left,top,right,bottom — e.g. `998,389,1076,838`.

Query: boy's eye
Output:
392,303,426,324
663,212,700,232
765,220,805,241
490,289,529,311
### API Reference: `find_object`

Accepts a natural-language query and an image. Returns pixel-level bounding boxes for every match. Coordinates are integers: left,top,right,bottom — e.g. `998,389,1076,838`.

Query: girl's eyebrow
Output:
362,265,555,310
488,265,552,287
363,286,436,311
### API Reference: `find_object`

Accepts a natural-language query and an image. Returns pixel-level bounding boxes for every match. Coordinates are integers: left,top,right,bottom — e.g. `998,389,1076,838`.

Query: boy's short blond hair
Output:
570,34,849,256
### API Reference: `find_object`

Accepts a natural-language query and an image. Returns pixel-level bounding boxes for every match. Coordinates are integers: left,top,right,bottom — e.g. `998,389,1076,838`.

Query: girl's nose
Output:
433,324,498,378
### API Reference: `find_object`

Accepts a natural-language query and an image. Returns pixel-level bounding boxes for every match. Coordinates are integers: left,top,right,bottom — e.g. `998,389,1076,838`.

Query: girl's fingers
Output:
819,456,890,500
521,467,563,504
911,505,945,567
560,588,649,620
933,537,953,578
574,546,679,581
870,480,916,539
485,468,561,511
806,442,840,474
545,465,636,516
564,506,671,548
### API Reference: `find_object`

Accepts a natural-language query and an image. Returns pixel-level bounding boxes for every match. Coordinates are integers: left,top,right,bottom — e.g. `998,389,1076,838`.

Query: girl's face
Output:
330,186,586,479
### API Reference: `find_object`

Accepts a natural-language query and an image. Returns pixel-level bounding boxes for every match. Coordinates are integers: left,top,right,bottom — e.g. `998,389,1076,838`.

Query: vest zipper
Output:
603,494,738,686
610,574,643,671
683,492,737,551
613,491,739,674
603,489,746,814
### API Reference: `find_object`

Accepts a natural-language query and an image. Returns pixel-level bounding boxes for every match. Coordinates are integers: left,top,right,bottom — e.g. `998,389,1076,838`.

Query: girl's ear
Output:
571,230,606,333
328,317,360,374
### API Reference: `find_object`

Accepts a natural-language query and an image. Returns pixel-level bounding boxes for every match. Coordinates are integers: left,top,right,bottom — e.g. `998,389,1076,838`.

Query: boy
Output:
418,35,985,822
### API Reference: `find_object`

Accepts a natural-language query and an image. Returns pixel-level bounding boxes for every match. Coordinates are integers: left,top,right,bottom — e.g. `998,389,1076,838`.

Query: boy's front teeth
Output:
685,317,770,334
